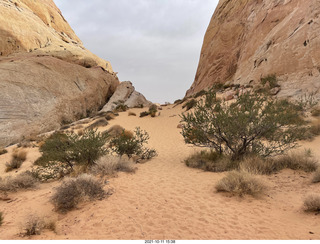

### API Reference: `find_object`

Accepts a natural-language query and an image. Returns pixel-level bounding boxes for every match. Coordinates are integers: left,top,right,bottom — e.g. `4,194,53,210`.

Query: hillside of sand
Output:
1,102,320,240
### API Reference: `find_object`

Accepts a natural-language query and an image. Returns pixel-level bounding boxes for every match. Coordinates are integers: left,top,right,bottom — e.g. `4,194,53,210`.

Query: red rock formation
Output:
187,0,320,99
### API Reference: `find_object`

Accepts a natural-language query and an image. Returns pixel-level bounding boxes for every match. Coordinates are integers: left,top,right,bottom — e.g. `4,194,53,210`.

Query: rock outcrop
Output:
0,0,119,146
0,0,113,71
100,81,152,112
187,0,320,99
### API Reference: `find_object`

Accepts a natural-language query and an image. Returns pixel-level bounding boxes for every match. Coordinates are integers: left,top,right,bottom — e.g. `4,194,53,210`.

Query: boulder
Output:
100,81,152,112
0,54,118,147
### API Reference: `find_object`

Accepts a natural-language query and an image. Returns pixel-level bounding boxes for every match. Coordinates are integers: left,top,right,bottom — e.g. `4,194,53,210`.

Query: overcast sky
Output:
54,0,218,103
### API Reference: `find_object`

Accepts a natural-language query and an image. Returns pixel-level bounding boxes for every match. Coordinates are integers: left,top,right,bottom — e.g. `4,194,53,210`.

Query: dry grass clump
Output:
91,156,136,177
215,171,266,197
0,148,8,155
303,195,320,212
0,172,38,192
239,154,283,175
272,151,318,173
86,118,109,130
21,215,45,236
51,174,106,213
184,150,235,172
106,125,125,137
128,111,137,116
5,149,27,172
312,168,320,183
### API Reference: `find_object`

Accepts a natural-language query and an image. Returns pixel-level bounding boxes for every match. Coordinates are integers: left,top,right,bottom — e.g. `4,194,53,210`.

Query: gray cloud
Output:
54,0,218,103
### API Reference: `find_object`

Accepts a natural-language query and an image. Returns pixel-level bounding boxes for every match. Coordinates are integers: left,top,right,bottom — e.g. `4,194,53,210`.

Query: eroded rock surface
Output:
100,81,151,112
0,0,119,146
187,0,320,99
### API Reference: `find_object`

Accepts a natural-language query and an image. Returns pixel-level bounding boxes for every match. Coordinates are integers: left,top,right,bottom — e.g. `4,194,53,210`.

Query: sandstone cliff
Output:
187,0,320,99
0,0,119,146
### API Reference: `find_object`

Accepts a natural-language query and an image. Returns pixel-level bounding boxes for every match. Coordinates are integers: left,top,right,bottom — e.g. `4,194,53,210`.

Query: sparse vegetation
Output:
36,129,109,170
51,174,107,213
184,150,235,172
181,90,307,161
303,195,320,212
0,148,8,155
272,151,318,173
106,125,125,137
193,90,207,98
114,101,128,112
91,155,136,176
32,162,72,182
139,111,149,117
5,149,27,172
182,99,197,111
149,104,158,117
215,171,266,197
22,215,45,236
109,127,157,160
239,154,282,175
260,74,279,89
0,171,38,192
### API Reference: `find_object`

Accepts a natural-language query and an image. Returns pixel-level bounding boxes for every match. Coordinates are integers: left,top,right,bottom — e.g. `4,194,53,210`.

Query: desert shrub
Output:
215,171,266,197
140,148,158,160
303,195,320,212
36,129,109,169
106,125,125,137
91,155,136,176
139,111,149,117
128,111,137,116
0,171,38,192
184,150,235,172
0,148,8,155
174,99,182,104
51,174,106,213
181,90,307,161
5,149,27,172
0,212,3,226
86,118,109,130
110,127,156,159
182,99,197,111
194,90,207,98
22,215,45,236
260,74,279,89
114,101,128,112
272,151,318,173
149,104,158,117
239,154,283,175
312,169,320,183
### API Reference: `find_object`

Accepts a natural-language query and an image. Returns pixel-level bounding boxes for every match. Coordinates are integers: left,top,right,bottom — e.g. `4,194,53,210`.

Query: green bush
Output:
260,74,278,88
36,129,109,169
182,99,197,111
215,171,266,197
110,127,157,159
139,111,149,117
181,90,306,161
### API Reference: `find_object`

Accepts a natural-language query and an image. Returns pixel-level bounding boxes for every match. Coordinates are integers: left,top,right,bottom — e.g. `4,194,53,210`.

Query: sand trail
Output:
1,104,320,240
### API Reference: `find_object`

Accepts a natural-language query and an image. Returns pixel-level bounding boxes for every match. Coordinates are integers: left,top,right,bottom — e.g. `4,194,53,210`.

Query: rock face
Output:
187,0,320,99
100,81,152,112
0,0,119,146
0,0,113,71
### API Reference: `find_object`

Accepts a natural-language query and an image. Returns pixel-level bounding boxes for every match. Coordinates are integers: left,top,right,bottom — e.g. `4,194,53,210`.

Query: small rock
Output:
270,87,281,95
